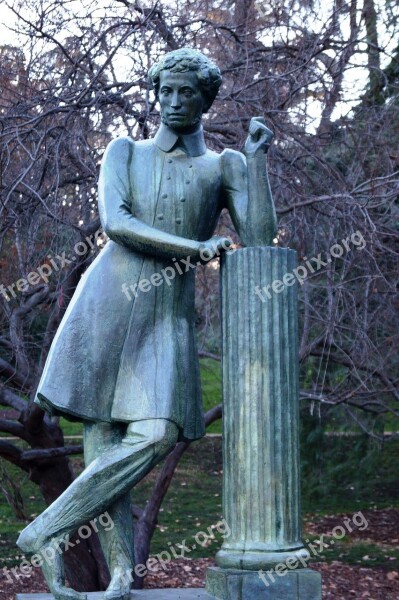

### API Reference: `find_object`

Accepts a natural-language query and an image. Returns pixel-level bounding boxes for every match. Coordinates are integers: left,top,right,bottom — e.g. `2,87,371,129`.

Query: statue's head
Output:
148,48,222,132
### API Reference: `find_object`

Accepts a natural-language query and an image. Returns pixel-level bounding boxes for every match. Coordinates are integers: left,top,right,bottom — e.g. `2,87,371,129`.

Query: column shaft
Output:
216,247,306,570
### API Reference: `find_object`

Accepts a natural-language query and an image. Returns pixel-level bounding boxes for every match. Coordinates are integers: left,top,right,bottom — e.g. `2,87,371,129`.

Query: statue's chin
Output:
161,115,202,134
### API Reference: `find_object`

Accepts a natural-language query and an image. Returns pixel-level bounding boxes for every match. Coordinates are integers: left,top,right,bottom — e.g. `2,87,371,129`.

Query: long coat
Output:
35,125,248,441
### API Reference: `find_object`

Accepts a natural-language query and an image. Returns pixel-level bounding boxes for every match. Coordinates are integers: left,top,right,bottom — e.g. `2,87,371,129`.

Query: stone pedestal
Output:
206,567,321,600
207,247,321,599
16,592,213,600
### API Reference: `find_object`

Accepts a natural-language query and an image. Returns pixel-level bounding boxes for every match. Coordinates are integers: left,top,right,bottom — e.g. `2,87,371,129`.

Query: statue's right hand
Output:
199,236,232,261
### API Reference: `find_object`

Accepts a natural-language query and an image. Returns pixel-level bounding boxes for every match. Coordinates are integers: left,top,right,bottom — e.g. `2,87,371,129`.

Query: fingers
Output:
249,119,273,145
249,117,266,133
252,116,266,125
201,237,231,256
249,121,263,137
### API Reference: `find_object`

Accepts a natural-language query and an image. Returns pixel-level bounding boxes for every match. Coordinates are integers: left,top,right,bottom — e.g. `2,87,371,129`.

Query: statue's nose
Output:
170,92,181,108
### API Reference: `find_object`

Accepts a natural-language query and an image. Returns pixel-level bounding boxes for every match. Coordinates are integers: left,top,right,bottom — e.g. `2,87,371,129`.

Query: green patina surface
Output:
13,47,278,600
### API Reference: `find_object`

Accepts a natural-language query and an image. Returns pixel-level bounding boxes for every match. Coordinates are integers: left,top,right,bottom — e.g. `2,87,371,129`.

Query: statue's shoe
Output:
104,566,132,600
41,546,88,600
47,583,88,600
16,520,42,554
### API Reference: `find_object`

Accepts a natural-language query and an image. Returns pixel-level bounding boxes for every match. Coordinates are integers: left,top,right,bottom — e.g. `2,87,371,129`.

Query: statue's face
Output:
158,70,205,133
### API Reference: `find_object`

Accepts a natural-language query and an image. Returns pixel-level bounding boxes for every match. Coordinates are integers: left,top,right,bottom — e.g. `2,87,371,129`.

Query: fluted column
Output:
216,246,307,570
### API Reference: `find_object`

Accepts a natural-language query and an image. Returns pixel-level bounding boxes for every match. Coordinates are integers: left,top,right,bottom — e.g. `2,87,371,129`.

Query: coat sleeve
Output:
98,137,204,260
221,148,277,247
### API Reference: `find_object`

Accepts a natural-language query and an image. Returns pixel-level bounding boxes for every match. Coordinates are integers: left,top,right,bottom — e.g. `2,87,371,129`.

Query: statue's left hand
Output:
244,117,274,157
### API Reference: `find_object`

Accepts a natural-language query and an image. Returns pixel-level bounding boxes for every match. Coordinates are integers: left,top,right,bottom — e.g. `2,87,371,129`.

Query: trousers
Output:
17,418,179,558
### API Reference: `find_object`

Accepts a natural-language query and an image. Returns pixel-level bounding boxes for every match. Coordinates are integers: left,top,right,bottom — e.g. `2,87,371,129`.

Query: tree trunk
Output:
132,441,189,589
362,0,384,104
132,405,222,589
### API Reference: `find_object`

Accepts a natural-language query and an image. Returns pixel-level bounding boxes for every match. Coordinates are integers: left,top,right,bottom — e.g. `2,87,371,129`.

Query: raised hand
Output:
244,117,274,157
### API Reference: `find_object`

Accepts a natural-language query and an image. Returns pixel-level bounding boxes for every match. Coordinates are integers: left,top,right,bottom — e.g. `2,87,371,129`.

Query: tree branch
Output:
21,445,83,462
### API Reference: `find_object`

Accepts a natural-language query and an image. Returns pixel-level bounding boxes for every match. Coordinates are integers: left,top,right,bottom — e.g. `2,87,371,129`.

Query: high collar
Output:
153,123,207,157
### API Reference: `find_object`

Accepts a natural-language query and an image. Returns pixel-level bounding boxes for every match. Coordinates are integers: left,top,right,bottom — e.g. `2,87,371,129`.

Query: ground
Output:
1,508,399,599
1,402,399,600
1,557,398,599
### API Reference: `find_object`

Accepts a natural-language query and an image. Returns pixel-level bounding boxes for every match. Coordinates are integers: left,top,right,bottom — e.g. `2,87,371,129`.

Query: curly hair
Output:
148,48,222,113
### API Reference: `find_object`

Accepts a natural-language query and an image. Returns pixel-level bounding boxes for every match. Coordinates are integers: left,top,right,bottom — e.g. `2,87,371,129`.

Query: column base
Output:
216,545,309,570
206,566,322,600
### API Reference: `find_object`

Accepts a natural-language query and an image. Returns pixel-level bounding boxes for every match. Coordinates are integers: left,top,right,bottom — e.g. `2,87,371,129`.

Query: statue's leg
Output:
39,541,88,600
17,419,178,600
100,494,135,600
84,422,135,600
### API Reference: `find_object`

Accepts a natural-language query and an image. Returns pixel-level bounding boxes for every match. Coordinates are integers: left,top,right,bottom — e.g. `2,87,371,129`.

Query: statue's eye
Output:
160,88,171,95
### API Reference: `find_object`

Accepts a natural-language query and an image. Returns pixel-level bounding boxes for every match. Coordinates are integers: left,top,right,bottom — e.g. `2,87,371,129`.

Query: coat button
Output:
189,164,193,168
176,218,182,224
157,214,164,220
180,197,186,202
162,193,168,199
167,159,173,163
166,175,171,180
185,181,190,184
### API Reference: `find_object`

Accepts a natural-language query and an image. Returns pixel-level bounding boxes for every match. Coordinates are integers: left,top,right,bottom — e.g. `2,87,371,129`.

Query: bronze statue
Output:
17,48,276,600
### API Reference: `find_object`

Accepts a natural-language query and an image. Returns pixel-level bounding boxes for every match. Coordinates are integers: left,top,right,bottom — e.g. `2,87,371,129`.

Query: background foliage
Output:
0,0,398,589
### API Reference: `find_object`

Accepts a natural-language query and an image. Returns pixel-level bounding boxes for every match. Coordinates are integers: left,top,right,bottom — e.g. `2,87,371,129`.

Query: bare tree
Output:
0,0,398,588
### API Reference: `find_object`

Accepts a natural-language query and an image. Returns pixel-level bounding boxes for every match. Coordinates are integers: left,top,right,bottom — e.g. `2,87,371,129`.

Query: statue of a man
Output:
17,48,277,600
